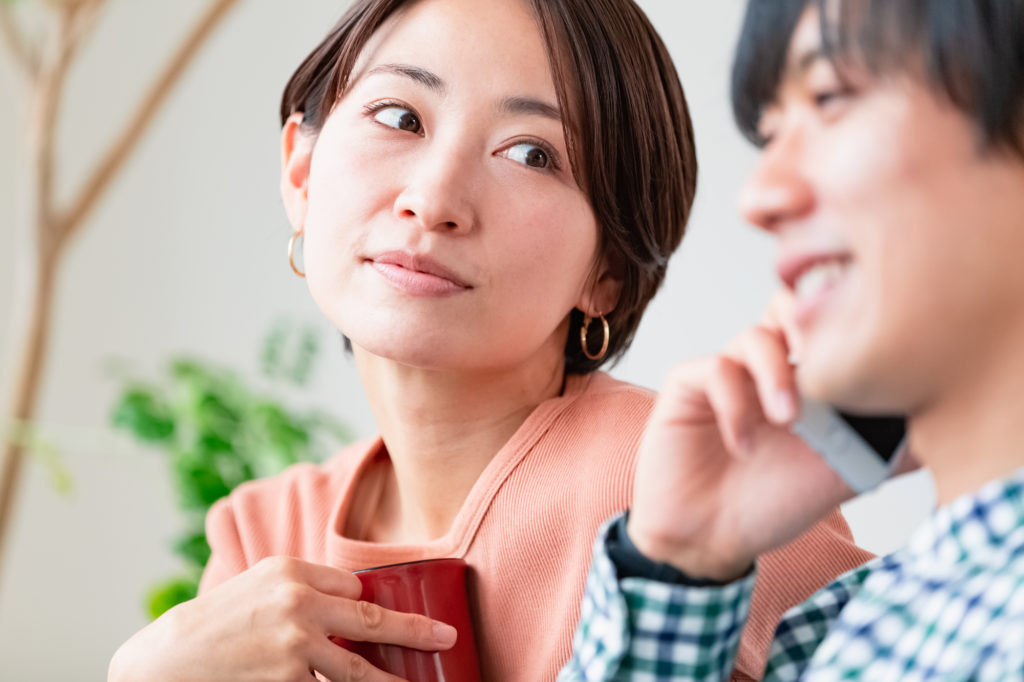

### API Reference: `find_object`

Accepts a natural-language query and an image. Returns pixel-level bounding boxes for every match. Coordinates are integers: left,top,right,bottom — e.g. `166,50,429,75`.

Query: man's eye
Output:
813,90,844,107
811,85,859,114
758,132,776,148
373,106,422,133
503,142,554,170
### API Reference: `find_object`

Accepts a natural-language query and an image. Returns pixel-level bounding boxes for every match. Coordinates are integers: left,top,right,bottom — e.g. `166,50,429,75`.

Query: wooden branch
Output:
57,0,243,242
0,0,243,580
35,0,108,243
62,0,106,67
0,2,89,570
0,258,58,572
32,4,79,241
0,3,36,79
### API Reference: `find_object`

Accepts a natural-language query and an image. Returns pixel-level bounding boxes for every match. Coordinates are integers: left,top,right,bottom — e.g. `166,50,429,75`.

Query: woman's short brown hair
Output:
281,0,697,374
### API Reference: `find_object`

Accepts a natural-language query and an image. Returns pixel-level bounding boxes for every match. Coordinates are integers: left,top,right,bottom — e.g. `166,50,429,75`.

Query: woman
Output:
108,0,871,680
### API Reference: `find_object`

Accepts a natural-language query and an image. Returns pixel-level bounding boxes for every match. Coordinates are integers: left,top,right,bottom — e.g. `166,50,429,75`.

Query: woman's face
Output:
741,9,1024,413
283,0,617,372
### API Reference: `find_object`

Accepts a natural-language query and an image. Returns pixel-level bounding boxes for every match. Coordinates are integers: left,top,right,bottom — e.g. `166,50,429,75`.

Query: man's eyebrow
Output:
367,63,446,94
786,47,829,80
499,96,562,122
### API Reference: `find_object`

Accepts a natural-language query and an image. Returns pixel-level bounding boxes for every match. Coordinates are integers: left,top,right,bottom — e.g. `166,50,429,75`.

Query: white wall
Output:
0,1,933,679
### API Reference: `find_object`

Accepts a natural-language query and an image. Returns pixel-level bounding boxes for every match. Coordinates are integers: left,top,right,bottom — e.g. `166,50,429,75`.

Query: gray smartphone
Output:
791,397,907,492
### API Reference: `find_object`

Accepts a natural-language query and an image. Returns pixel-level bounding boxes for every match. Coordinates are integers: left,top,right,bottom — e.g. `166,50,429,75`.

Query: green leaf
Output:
172,452,231,510
260,320,287,379
255,402,309,447
196,432,232,455
287,329,319,386
110,389,175,443
109,335,352,617
146,576,198,620
306,411,354,446
7,422,74,496
195,392,241,438
212,450,252,490
172,532,211,569
28,437,73,496
169,358,212,383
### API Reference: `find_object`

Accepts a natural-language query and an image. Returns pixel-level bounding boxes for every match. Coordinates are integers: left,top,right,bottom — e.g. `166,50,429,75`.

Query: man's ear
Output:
281,112,315,231
578,248,625,317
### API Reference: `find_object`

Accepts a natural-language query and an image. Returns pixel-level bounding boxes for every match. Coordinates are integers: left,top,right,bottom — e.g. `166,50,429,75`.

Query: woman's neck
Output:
909,327,1024,505
352,345,567,543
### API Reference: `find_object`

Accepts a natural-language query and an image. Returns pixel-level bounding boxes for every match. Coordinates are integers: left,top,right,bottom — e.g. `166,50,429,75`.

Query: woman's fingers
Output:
253,558,456,650
321,597,457,651
255,556,364,601
308,640,408,682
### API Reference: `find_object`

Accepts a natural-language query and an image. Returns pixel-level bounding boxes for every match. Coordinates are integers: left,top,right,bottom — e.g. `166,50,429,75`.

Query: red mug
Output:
332,558,482,682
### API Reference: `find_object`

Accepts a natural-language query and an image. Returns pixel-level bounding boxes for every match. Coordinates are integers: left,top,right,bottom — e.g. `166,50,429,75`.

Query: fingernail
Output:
433,622,457,647
773,389,796,423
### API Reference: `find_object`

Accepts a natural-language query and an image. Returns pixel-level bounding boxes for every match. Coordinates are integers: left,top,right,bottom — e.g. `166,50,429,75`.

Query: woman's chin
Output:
349,336,475,370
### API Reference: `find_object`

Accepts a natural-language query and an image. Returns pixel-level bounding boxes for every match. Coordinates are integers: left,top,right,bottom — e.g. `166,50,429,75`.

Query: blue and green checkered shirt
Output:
560,467,1024,681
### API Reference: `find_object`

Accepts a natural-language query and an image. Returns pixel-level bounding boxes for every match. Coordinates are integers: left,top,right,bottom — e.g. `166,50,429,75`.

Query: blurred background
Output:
0,1,934,678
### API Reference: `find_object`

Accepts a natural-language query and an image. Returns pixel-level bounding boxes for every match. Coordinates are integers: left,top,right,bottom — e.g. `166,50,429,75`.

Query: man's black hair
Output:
731,0,1024,158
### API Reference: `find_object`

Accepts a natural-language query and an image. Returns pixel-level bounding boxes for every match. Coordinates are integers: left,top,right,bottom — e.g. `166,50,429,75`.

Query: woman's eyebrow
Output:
365,62,560,122
500,96,562,122
367,63,447,94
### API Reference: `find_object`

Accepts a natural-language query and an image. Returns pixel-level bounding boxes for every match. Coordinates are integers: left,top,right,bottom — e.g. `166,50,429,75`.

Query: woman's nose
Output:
738,128,815,234
393,144,476,234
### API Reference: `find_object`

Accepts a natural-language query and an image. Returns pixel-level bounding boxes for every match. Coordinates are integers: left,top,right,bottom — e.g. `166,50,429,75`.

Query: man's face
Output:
740,9,1024,415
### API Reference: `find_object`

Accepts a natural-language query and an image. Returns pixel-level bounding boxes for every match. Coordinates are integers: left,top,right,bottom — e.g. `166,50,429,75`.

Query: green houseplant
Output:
110,324,351,619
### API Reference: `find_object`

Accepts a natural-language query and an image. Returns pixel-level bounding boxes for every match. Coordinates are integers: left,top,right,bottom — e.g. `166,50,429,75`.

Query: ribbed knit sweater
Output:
200,371,873,680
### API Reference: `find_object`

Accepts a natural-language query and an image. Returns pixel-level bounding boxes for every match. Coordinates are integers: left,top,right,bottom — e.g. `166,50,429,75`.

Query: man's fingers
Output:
761,290,803,363
732,325,799,425
704,356,763,456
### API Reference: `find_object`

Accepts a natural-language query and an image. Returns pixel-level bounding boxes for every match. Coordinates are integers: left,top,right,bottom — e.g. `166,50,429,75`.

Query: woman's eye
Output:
503,142,553,170
372,106,422,133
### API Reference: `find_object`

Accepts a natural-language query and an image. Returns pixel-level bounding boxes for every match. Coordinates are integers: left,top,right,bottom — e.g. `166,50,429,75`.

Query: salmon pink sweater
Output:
200,372,872,680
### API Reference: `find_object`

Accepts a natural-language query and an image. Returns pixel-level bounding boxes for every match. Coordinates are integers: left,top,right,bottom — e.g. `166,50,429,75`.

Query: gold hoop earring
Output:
580,313,610,361
288,230,306,278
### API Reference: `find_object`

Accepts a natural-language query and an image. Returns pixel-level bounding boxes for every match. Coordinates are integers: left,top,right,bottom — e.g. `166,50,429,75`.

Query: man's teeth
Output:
795,260,845,298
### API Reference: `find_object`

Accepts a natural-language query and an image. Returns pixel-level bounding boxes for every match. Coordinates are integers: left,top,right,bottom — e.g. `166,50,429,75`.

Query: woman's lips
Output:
367,251,472,296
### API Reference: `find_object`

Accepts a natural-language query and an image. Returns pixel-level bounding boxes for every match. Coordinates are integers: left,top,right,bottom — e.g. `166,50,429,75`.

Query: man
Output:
561,0,1024,679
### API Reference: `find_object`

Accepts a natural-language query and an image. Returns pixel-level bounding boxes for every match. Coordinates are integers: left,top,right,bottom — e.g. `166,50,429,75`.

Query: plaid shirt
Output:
560,467,1024,681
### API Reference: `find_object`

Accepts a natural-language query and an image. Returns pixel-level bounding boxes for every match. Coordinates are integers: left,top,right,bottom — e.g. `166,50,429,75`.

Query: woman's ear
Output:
579,248,625,317
281,112,316,231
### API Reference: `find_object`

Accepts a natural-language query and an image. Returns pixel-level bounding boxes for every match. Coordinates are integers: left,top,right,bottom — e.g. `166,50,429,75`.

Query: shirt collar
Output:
904,465,1024,567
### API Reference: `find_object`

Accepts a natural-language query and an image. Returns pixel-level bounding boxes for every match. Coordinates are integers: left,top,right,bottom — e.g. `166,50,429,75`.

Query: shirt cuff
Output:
607,513,751,586
560,514,758,681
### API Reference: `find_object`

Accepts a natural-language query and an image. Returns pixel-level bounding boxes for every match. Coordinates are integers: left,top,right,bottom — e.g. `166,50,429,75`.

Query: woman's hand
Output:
108,556,457,682
627,303,854,582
